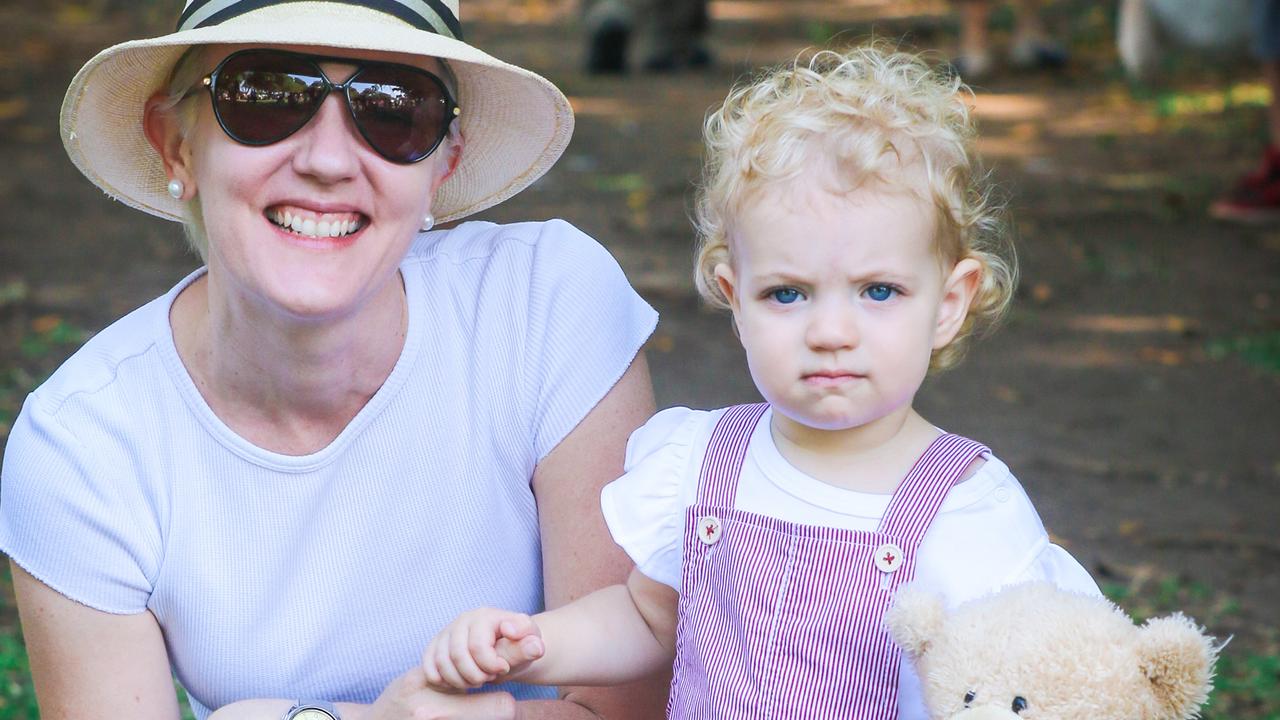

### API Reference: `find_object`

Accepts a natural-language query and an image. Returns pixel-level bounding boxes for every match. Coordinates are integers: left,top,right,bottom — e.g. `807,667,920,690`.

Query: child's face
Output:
715,180,979,435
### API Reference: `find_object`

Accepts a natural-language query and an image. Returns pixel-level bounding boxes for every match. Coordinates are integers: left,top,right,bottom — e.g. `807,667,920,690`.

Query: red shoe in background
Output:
1210,145,1280,223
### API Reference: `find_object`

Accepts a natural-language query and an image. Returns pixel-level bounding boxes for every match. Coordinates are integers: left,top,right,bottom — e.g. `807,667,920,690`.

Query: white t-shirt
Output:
0,220,657,719
601,406,1099,720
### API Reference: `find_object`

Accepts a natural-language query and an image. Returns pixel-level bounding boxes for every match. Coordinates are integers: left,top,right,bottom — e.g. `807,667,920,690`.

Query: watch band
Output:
282,700,341,720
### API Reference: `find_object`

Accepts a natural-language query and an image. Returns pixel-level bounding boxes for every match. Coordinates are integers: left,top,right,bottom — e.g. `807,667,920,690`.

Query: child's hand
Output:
422,609,545,691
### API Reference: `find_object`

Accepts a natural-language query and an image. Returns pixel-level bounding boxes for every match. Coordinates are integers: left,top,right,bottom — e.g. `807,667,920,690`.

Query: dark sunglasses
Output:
183,48,461,164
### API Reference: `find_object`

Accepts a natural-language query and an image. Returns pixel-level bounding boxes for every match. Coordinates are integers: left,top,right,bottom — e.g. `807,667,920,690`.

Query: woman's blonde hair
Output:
693,44,1015,370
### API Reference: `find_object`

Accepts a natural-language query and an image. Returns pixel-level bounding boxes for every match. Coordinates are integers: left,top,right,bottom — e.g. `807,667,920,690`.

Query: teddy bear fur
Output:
885,582,1218,720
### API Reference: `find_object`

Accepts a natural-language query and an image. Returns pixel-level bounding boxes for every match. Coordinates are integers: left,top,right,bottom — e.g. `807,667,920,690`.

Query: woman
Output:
0,1,664,718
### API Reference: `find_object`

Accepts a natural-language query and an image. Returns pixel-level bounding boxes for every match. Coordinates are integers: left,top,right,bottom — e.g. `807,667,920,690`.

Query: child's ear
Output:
713,262,740,312
933,258,981,350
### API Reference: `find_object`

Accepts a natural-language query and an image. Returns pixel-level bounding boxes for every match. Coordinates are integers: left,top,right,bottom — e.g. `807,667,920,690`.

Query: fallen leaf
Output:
0,98,28,121
32,314,63,335
1138,347,1183,366
650,334,675,353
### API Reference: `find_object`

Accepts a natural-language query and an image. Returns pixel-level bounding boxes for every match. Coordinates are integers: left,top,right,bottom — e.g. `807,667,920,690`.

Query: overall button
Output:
874,542,905,573
697,516,723,545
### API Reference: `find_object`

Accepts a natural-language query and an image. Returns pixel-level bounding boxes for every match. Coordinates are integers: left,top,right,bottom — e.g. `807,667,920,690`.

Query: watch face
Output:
292,710,335,720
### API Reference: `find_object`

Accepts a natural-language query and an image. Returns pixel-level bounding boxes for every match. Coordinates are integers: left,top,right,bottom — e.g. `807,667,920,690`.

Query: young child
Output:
422,45,1098,718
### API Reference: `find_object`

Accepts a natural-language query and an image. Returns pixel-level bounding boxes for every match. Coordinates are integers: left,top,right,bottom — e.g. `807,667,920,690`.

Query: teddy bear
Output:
884,582,1219,720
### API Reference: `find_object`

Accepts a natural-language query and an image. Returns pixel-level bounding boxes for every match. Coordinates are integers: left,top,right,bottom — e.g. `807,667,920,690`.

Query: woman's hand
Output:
421,609,545,691
210,671,520,720
362,667,518,720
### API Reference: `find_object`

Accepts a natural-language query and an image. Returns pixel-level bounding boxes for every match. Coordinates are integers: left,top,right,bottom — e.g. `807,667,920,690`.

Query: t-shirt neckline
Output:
155,262,425,473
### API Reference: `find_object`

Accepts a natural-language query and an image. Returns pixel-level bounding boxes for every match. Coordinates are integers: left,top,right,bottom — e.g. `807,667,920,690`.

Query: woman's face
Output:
160,43,460,322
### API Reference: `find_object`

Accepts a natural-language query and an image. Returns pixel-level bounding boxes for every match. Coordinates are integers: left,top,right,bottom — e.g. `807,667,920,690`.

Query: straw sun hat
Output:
60,0,575,224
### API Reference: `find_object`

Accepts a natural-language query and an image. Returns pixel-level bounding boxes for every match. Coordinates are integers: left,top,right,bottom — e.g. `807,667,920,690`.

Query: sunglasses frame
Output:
184,48,462,164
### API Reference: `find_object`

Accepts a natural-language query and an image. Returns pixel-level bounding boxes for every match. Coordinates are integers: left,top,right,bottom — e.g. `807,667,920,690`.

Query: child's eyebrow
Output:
751,269,918,285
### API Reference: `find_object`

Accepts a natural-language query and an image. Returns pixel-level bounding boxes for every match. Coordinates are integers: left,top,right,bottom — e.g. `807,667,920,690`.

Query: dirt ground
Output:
0,0,1277,715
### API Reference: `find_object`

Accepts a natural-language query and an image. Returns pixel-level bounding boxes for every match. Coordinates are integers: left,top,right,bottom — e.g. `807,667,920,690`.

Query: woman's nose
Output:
289,93,361,183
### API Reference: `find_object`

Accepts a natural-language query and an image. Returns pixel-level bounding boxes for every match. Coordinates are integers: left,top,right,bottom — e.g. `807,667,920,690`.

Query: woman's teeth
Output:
269,209,363,238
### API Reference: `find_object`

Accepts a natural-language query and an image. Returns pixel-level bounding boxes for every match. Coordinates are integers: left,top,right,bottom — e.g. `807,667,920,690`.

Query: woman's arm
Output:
523,353,671,719
11,561,183,719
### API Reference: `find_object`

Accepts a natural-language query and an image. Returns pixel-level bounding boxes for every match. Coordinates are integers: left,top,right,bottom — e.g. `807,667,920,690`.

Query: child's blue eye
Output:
770,288,802,304
865,284,896,302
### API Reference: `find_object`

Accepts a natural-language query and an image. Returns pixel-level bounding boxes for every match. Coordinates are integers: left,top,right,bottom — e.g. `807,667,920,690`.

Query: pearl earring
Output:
167,179,185,200
420,213,435,232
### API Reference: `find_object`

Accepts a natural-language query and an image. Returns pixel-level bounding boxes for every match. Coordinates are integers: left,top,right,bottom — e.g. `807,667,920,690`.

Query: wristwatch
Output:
282,700,341,720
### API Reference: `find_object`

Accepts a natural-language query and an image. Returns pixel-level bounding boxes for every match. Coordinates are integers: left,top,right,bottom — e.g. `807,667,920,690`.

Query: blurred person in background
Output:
952,0,1067,78
584,0,712,73
1210,0,1280,222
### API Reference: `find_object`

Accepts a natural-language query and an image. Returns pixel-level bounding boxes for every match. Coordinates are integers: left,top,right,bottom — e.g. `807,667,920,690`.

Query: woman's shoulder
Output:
28,290,178,418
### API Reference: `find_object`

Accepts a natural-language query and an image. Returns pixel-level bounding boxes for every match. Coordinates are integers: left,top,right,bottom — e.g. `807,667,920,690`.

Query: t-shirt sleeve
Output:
521,220,659,460
0,393,160,614
916,457,1100,604
1008,539,1100,597
599,407,703,589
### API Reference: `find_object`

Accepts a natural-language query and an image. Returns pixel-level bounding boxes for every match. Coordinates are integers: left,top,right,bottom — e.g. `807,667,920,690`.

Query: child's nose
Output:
805,301,858,350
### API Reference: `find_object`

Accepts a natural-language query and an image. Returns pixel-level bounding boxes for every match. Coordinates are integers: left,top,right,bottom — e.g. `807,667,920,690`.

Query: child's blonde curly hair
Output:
693,44,1015,370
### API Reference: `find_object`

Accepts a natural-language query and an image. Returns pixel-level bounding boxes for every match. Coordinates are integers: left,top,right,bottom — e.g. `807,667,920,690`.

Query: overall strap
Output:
695,403,769,507
877,433,988,548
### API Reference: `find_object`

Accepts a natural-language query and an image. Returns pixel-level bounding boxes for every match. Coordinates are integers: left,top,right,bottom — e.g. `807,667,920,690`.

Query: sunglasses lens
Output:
213,52,326,145
347,66,450,163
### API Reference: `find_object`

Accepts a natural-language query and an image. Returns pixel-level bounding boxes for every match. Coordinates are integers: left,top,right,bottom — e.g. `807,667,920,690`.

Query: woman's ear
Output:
713,262,739,312
933,257,981,350
143,92,195,200
430,122,464,193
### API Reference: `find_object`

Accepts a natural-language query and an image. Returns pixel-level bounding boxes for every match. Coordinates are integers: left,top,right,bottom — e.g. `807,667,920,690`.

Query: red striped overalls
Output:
667,404,987,719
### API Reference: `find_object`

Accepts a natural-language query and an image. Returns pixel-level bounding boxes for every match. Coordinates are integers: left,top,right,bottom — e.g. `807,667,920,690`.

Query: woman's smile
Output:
266,204,366,240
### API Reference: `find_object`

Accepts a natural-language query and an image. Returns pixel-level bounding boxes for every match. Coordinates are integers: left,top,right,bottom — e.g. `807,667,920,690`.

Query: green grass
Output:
1206,331,1280,374
0,318,91,441
0,632,37,718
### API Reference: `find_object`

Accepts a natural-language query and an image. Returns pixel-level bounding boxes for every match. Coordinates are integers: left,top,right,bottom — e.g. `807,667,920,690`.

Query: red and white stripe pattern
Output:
667,404,986,719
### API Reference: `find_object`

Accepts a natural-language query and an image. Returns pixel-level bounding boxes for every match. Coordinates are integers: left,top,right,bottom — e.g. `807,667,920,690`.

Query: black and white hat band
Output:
176,0,463,39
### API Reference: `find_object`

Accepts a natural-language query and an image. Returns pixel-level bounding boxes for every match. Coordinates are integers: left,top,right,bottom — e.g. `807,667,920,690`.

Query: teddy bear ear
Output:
1136,613,1219,720
885,584,946,661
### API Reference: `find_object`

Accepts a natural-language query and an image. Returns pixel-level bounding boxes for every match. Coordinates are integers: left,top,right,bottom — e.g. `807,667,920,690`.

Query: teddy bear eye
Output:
1011,696,1028,714
963,691,975,706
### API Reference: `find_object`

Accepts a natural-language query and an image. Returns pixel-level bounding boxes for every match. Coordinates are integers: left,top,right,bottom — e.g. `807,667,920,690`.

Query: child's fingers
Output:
433,631,488,690
447,622,500,686
495,633,545,667
466,621,513,675
497,615,540,642
420,640,449,689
